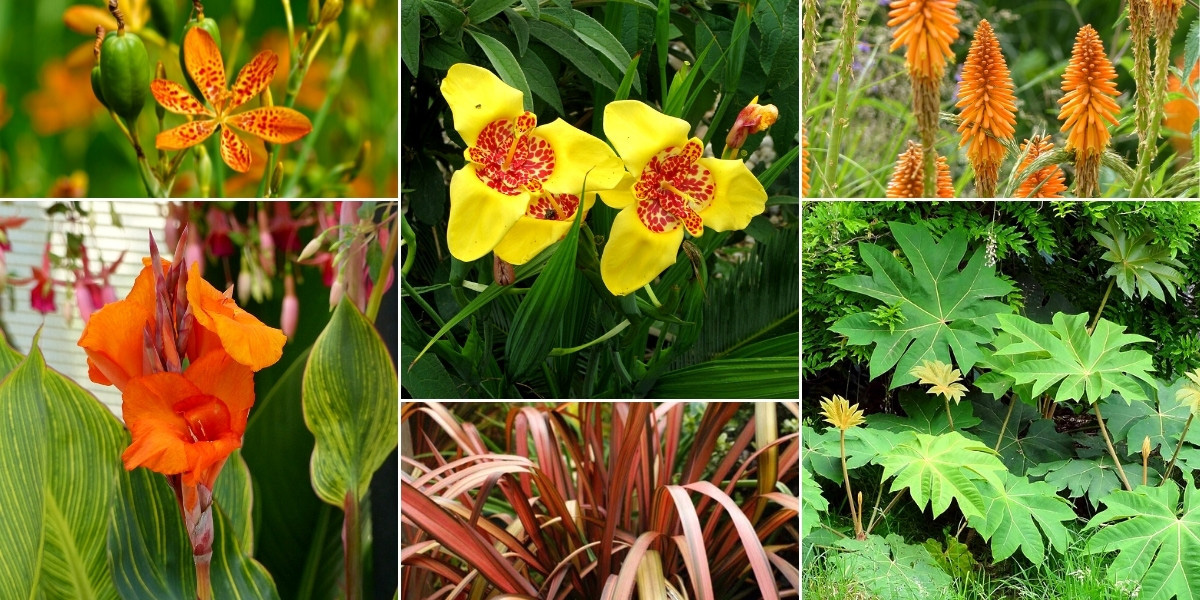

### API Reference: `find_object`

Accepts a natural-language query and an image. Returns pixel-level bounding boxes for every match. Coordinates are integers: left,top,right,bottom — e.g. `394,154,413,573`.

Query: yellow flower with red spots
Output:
151,27,313,173
440,63,625,264
599,101,767,296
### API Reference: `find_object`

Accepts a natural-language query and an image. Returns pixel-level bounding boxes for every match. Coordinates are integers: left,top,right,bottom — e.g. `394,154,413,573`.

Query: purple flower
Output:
950,63,965,103
879,0,889,6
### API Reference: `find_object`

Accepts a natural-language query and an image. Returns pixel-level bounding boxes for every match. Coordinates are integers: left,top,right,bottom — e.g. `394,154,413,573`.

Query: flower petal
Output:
186,263,287,371
226,106,313,144
150,79,213,116
447,165,530,262
78,262,162,390
63,5,117,35
220,126,252,173
121,373,198,474
156,119,218,150
494,194,596,265
440,63,525,146
535,119,626,194
228,50,279,110
183,350,255,433
600,206,684,296
603,100,691,174
183,27,227,107
695,157,767,232
599,173,638,209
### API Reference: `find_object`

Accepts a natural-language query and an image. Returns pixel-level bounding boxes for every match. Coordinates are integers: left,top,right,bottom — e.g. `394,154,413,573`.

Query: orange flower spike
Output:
935,155,954,198
1057,25,1119,197
1014,136,1067,198
1164,59,1199,156
886,141,953,198
887,0,961,80
152,27,312,173
956,20,1016,197
185,263,286,371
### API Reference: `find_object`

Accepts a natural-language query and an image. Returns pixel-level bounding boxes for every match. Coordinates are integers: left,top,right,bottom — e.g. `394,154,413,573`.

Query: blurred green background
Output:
0,0,399,198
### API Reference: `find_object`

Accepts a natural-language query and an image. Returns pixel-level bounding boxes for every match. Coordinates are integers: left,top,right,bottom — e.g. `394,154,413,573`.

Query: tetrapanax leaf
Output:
831,222,1014,388
841,426,915,470
802,425,843,484
830,534,953,600
1179,369,1200,416
970,396,1072,476
801,468,827,539
1085,483,1200,600
1101,376,1190,456
966,472,1075,565
879,431,1006,520
975,331,1044,405
994,312,1157,404
867,390,982,435
1092,220,1186,302
1027,456,1146,509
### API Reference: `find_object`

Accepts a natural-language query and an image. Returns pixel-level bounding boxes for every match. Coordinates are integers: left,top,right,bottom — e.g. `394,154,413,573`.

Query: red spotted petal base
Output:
632,139,714,235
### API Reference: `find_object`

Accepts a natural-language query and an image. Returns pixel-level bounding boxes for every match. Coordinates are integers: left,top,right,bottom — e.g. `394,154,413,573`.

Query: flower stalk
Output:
822,0,861,196
1130,0,1185,196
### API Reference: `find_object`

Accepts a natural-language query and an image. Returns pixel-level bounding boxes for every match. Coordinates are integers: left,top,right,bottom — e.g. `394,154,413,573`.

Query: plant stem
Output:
866,489,906,535
196,562,212,600
839,430,862,539
1092,401,1133,491
1161,414,1193,484
366,217,398,324
1130,29,1176,196
822,0,861,197
1089,278,1114,334
994,396,1016,452
400,214,416,277
342,491,362,600
944,397,955,431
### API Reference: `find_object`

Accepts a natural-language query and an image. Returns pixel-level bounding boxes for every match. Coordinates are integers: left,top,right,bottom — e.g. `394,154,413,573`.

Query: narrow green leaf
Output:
304,300,399,506
566,9,632,70
649,358,799,398
467,0,515,24
0,344,48,600
212,450,254,553
505,8,529,56
519,0,539,19
528,20,619,91
467,31,534,112
614,53,641,101
517,49,565,116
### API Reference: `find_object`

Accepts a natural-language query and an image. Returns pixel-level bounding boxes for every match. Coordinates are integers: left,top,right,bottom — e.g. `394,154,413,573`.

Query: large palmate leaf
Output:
1085,483,1200,600
1102,377,1191,456
801,468,827,539
974,331,1044,405
1027,455,1139,509
866,390,981,435
993,312,1157,404
801,425,842,483
829,534,953,600
831,222,1014,387
1092,220,1186,302
966,473,1075,565
970,397,1072,476
841,426,914,471
878,431,1006,520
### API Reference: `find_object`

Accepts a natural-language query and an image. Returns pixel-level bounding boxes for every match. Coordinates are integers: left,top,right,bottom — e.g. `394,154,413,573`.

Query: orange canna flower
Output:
1014,135,1067,198
151,27,312,173
956,20,1016,197
802,128,811,197
120,350,254,487
185,263,286,371
887,0,961,80
1058,25,1120,158
886,140,953,198
79,259,167,390
1164,58,1199,156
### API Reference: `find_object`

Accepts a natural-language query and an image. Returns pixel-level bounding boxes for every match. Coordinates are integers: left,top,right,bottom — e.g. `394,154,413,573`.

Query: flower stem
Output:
840,430,862,539
1161,414,1193,484
944,396,955,431
993,395,1015,452
1130,29,1176,196
642,284,662,308
1089,278,1114,334
342,491,362,600
196,561,213,600
365,217,398,324
822,0,861,197
1092,401,1133,491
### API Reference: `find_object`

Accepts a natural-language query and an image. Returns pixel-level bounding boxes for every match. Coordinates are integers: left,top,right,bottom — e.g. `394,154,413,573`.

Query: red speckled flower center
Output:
468,112,556,196
632,140,714,235
525,193,580,221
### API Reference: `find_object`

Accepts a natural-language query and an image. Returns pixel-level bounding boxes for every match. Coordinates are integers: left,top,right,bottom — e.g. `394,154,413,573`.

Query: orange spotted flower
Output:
440,63,625,264
599,101,767,296
1015,135,1067,198
151,27,312,173
956,20,1016,197
887,0,961,80
1058,25,1119,196
886,141,953,198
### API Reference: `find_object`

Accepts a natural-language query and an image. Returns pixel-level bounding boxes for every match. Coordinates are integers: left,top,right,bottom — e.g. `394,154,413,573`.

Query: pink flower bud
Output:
185,225,205,277
725,97,780,152
258,207,276,277
31,243,56,315
281,273,299,340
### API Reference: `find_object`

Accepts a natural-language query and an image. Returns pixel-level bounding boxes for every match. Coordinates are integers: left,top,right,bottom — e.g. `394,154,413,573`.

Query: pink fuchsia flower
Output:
32,243,56,314
205,205,235,258
0,216,29,252
74,246,124,322
281,270,298,340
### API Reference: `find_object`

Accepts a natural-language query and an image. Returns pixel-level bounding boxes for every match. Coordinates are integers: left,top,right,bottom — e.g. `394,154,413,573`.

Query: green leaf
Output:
801,468,827,539
519,0,539,19
420,0,465,42
975,331,1043,404
969,397,1072,476
1186,20,1199,82
879,431,1006,520
467,31,534,112
212,451,254,553
802,425,843,484
401,0,420,76
754,0,799,81
994,312,1157,404
400,343,462,398
504,8,529,56
505,193,584,380
304,300,399,506
829,534,954,600
527,20,619,91
1101,376,1190,456
517,45,564,116
1092,219,1187,302
563,9,632,71
830,222,1014,388
1027,456,1130,510
867,390,982,435
647,357,799,398
0,343,49,599
966,472,1075,565
107,468,196,600
467,0,515,24
1085,483,1200,600
841,426,914,470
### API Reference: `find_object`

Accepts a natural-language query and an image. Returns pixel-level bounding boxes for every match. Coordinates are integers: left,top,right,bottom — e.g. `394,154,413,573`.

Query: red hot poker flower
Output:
888,0,961,80
1058,25,1120,158
956,19,1016,197
1015,135,1067,198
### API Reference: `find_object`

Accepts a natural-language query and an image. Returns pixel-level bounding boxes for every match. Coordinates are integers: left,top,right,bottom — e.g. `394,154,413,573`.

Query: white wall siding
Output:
3,200,169,418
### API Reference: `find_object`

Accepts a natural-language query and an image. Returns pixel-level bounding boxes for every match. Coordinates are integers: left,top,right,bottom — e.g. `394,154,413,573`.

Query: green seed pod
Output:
100,8,150,124
180,1,221,100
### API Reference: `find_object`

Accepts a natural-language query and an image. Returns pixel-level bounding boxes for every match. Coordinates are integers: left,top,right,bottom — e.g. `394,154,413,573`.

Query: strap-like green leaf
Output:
0,343,48,600
304,299,399,506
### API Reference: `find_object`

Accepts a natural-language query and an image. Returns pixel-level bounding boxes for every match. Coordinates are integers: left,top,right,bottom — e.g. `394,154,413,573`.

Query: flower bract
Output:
599,100,767,296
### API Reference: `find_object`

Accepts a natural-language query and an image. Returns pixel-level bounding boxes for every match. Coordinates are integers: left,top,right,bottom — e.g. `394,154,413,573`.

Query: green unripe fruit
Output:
180,18,221,100
91,65,109,109
100,31,150,122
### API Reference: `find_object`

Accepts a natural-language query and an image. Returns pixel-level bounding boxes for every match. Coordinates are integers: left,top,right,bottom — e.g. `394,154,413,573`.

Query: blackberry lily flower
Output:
599,101,767,296
440,63,625,264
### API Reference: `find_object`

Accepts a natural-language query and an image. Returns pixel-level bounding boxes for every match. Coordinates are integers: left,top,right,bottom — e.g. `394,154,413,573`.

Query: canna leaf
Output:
966,472,1075,565
830,222,1014,388
1085,483,1200,600
878,431,1006,520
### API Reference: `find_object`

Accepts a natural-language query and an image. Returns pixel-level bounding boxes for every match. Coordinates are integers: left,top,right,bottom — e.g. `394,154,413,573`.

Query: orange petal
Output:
228,50,279,110
121,373,197,474
182,350,255,433
156,119,218,150
150,79,213,116
220,126,252,173
185,263,286,370
183,27,227,107
225,107,313,144
77,262,163,390
63,5,117,35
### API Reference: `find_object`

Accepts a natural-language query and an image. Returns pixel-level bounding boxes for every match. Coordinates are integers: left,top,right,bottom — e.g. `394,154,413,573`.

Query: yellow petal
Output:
599,173,638,209
536,119,626,194
447,165,530,262
63,5,118,35
600,207,684,296
695,157,767,232
603,100,691,174
494,194,596,264
440,63,525,146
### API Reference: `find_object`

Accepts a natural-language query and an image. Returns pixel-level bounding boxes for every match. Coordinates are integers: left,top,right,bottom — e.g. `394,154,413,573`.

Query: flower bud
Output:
281,271,298,340
320,0,344,25
197,146,213,198
237,254,253,305
258,205,276,277
298,233,325,262
725,96,779,153
308,0,321,25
